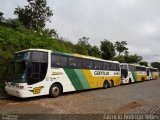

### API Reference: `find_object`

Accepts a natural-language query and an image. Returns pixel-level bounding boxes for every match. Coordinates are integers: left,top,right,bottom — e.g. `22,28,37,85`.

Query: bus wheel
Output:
141,77,145,81
155,76,157,79
103,81,109,89
129,78,132,84
109,80,114,88
49,84,62,98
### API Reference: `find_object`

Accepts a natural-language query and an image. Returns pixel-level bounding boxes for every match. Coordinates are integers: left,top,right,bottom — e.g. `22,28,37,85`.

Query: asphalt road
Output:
0,79,160,119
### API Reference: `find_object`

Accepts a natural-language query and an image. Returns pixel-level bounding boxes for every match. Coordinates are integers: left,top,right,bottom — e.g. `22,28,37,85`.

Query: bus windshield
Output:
14,62,26,83
121,65,128,78
6,62,27,83
6,51,48,84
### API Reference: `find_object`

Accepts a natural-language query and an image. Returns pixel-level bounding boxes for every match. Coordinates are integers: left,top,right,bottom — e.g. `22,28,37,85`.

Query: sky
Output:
0,0,160,63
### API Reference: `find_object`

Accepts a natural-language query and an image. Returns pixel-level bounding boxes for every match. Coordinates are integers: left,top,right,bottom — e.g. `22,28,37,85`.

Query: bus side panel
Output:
48,68,76,93
130,70,138,82
74,69,91,89
136,72,147,81
64,68,84,90
152,72,158,79
82,69,98,88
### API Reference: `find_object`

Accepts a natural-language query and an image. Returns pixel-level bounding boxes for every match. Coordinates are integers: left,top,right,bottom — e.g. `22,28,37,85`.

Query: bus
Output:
146,67,159,80
120,63,147,84
5,49,121,98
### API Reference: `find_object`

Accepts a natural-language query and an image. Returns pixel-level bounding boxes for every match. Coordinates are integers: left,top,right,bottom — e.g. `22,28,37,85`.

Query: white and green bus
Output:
146,67,159,80
120,63,147,84
5,49,121,98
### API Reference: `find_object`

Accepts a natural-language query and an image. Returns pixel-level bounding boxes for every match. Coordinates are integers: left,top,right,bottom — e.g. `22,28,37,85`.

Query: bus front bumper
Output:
5,86,28,98
121,79,129,84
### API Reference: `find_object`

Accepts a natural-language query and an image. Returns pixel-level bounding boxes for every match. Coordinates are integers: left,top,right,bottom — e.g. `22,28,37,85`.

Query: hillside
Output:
0,23,77,80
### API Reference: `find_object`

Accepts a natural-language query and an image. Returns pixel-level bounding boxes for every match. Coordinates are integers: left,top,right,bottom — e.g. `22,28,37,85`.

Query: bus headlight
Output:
16,84,24,89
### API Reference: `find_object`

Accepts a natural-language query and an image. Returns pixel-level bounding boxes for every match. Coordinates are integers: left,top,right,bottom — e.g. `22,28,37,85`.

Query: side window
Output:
68,57,82,68
110,63,116,71
143,67,146,71
113,63,117,71
94,61,102,69
83,59,93,69
136,67,139,71
116,64,120,71
51,54,67,67
103,62,110,70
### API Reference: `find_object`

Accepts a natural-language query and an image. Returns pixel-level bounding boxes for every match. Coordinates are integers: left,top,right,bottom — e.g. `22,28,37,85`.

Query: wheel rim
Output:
110,81,113,87
104,82,108,88
52,86,60,96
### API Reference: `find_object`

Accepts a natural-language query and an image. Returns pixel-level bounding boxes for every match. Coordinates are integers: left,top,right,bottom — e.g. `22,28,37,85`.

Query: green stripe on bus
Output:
131,70,137,82
74,69,90,89
64,68,84,90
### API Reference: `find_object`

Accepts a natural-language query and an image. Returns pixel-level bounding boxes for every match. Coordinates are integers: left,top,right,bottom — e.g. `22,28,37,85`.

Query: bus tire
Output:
49,83,62,98
155,76,157,80
109,80,114,88
141,77,145,81
103,80,109,89
129,78,132,84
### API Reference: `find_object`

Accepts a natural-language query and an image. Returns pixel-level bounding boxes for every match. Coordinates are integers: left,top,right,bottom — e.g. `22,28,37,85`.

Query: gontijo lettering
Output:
94,71,109,75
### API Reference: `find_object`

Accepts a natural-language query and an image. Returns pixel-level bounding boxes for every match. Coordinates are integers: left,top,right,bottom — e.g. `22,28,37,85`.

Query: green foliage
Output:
76,36,90,55
14,0,53,31
151,62,160,71
0,80,4,92
76,37,101,58
124,54,142,63
88,46,102,58
42,28,59,38
112,55,125,63
0,24,77,80
114,41,128,56
100,39,115,60
139,61,148,67
0,12,4,22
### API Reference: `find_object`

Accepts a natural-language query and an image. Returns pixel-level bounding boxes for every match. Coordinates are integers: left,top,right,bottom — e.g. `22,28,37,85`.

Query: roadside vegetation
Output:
0,80,4,93
0,0,159,92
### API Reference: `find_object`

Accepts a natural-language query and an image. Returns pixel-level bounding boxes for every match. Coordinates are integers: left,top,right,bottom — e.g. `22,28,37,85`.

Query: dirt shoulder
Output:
0,80,160,115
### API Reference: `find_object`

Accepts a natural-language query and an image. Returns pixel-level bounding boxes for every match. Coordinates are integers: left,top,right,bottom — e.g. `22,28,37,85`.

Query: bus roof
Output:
15,49,120,64
15,49,51,54
121,63,146,68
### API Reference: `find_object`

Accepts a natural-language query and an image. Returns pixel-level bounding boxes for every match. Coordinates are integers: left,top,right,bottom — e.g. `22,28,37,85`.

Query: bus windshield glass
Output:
6,62,27,83
7,51,48,84
14,62,26,83
14,52,30,61
121,65,128,78
121,65,127,69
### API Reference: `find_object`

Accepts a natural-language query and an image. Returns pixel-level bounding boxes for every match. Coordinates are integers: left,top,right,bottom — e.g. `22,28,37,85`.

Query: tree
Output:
139,61,148,67
5,18,24,29
88,46,102,58
112,55,125,63
0,12,4,22
42,28,59,38
76,36,90,55
125,54,142,63
100,39,115,60
151,62,160,71
114,41,128,56
14,0,53,31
